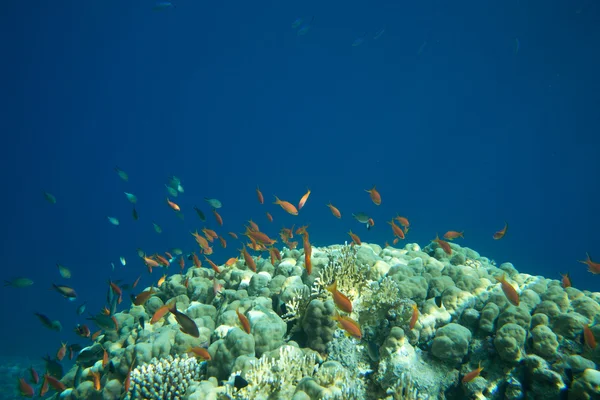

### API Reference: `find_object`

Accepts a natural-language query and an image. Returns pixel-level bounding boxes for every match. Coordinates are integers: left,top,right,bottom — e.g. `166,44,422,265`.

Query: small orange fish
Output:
229,232,238,239
91,371,101,390
29,367,39,385
212,209,223,226
183,276,189,288
273,196,298,215
580,253,600,274
123,355,136,393
102,347,109,368
188,347,212,360
256,186,264,204
192,253,202,268
56,342,67,361
367,218,375,228
179,256,185,271
495,273,520,306
365,185,381,205
462,362,484,383
45,374,66,393
225,257,238,267
164,251,173,260
395,215,410,228
151,304,171,324
91,330,102,341
39,374,49,397
327,281,352,313
493,222,508,240
298,189,311,210
348,230,361,246
133,288,156,306
409,304,419,330
241,245,257,272
392,238,399,245
583,324,597,349
18,377,34,397
247,219,259,232
388,219,405,239
167,198,181,212
560,273,572,288
433,234,452,255
219,235,227,248
236,308,251,334
108,280,122,304
157,274,167,287
326,203,341,218
132,275,141,289
443,231,464,240
332,314,362,339
154,254,170,267
204,256,221,273
266,212,273,222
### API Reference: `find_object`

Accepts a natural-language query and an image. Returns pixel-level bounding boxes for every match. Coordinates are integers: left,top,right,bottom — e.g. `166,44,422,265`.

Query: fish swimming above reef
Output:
114,166,128,181
57,263,71,279
52,284,77,300
169,302,199,337
42,355,64,379
4,277,33,288
43,191,56,204
204,197,222,209
34,312,62,331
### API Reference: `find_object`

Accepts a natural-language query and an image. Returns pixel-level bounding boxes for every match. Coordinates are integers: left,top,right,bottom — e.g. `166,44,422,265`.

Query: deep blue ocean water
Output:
0,0,598,387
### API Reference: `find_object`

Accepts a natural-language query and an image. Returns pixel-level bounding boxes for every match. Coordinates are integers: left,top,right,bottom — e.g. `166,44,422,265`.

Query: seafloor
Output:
22,241,600,399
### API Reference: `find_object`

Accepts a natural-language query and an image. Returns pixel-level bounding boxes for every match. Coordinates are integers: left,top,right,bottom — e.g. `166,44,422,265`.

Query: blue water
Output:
0,0,598,370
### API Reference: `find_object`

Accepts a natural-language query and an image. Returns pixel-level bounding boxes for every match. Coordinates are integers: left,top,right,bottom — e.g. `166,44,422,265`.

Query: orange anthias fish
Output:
245,229,277,246
332,314,362,339
493,222,508,240
395,215,410,229
18,377,34,397
212,209,223,226
495,274,520,306
348,230,361,246
365,185,381,205
298,189,311,210
256,186,264,204
151,304,171,324
236,308,251,334
133,288,156,306
39,374,49,397
91,371,101,390
56,342,67,361
583,324,597,349
409,304,419,330
266,212,273,222
327,281,352,313
219,236,227,248
45,374,66,393
433,234,452,255
388,219,405,239
167,198,181,212
273,196,299,215
462,362,484,383
29,367,39,385
560,273,572,288
241,245,257,272
204,256,221,273
580,253,600,274
443,231,464,240
327,203,341,218
188,347,212,360
108,280,123,304
229,232,239,239
157,274,167,287
192,253,202,268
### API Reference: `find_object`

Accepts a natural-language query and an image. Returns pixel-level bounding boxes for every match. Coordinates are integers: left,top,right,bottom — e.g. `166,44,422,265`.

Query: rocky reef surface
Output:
49,241,600,399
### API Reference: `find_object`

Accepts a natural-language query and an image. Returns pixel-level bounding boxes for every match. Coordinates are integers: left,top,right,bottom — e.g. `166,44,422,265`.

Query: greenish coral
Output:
431,323,471,364
494,323,526,362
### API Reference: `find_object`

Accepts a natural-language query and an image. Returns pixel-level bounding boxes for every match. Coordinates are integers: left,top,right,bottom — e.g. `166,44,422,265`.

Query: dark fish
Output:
43,191,57,204
132,207,139,221
108,361,116,373
34,313,61,331
76,345,104,368
366,340,380,362
52,284,77,301
87,313,116,331
140,317,145,330
76,303,86,315
74,365,83,387
434,296,442,307
234,375,249,389
42,356,63,379
169,303,199,337
193,206,206,221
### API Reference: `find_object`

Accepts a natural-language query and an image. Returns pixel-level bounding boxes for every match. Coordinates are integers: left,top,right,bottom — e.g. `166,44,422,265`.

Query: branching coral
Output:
312,244,365,300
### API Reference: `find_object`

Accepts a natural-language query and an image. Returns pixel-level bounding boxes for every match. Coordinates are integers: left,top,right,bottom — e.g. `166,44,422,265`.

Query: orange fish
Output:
241,245,256,272
91,371,101,390
228,232,238,239
332,314,362,339
45,374,66,393
18,377,34,397
433,234,452,255
580,253,600,274
204,256,221,273
247,219,259,232
388,219,405,239
395,215,410,228
179,256,185,271
236,308,251,334
157,274,167,287
154,254,170,267
367,218,375,228
495,274,519,306
219,236,227,248
212,209,223,226
326,203,341,218
298,189,311,210
56,342,67,361
188,347,212,360
151,304,171,324
167,198,181,212
133,289,156,306
102,348,109,368
443,231,464,240
256,186,264,204
108,280,123,304
348,230,361,246
327,281,352,313
493,222,508,240
123,355,136,393
392,238,399,245
204,227,218,239
225,257,238,267
39,374,48,397
462,362,484,383
273,196,298,215
183,276,189,288
164,251,173,260
365,185,381,205
132,275,141,289
409,304,419,330
266,212,273,222
29,367,39,385
245,229,277,246
583,324,597,349
91,330,102,341
192,253,202,268
560,273,572,288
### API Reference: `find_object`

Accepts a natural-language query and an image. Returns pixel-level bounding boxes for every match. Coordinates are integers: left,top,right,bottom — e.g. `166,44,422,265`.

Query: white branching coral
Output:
312,244,365,299
126,354,202,400
227,345,318,399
